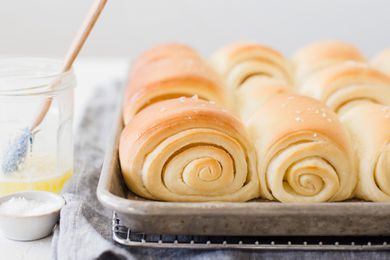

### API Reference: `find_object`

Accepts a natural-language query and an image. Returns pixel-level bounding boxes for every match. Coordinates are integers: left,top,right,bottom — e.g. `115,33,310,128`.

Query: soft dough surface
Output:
246,94,357,202
340,103,390,202
119,97,259,202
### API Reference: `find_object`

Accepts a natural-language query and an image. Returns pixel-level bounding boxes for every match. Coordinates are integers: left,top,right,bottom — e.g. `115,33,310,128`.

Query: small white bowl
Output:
0,191,65,241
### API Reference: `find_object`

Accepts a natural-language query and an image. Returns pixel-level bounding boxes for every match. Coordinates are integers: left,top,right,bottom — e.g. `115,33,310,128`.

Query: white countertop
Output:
0,58,127,260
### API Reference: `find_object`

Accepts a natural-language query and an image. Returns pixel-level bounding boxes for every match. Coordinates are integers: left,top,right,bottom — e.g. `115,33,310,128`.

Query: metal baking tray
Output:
97,94,390,237
112,213,390,250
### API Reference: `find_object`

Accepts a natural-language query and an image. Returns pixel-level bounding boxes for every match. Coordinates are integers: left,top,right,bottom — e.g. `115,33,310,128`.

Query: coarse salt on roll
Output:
340,103,390,202
247,94,357,202
119,97,259,202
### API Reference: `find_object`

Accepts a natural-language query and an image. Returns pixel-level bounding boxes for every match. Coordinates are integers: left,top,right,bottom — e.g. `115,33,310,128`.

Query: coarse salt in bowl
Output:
0,191,65,241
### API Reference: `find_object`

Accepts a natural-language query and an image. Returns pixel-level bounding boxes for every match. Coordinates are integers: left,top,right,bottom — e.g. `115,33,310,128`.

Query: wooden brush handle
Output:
30,0,107,130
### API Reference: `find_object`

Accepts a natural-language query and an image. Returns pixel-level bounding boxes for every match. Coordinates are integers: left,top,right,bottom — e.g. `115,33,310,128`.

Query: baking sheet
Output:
97,92,390,236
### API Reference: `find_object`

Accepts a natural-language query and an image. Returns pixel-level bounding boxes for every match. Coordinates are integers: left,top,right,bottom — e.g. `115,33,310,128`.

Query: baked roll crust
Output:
247,94,356,202
340,103,390,202
299,62,390,114
372,49,390,77
130,43,202,75
293,40,366,84
236,77,291,122
210,42,293,90
123,44,226,124
119,97,259,202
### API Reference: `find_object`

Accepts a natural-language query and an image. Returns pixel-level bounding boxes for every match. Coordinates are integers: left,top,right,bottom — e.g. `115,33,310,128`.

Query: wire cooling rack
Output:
112,212,390,250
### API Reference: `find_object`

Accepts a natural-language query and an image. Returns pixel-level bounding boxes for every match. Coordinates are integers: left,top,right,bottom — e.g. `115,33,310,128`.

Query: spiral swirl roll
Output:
247,94,356,202
210,42,293,91
340,103,390,202
293,40,366,84
119,97,259,202
299,62,390,114
123,44,226,124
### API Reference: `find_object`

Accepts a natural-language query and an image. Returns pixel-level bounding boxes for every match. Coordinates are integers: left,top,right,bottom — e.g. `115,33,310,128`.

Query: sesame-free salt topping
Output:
179,97,186,102
191,94,199,100
0,197,58,216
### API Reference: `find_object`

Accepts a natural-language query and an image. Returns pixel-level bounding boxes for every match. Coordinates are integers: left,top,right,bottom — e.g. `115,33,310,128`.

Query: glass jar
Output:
0,57,74,195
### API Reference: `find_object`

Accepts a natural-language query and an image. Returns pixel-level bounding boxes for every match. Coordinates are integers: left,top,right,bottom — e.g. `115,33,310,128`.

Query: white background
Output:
1,0,390,59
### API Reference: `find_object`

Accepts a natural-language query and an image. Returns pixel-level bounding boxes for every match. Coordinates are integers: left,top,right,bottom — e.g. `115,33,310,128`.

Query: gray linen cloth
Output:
52,82,390,260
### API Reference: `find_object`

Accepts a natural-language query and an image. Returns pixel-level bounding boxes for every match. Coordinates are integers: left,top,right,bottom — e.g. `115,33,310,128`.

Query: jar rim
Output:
0,57,75,95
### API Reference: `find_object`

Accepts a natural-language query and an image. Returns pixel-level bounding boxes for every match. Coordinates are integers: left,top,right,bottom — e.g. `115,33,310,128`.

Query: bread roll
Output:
123,45,226,124
293,40,366,84
131,43,201,75
247,94,356,202
372,49,390,77
340,103,390,202
119,97,259,202
210,42,293,91
236,77,291,122
299,62,390,114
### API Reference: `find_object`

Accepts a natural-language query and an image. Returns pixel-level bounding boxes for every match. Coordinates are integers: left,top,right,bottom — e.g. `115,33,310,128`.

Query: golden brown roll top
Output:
119,97,259,202
293,40,366,84
236,77,291,122
130,43,202,75
299,62,390,114
372,49,390,77
123,44,226,124
340,103,390,202
210,42,293,91
247,94,356,202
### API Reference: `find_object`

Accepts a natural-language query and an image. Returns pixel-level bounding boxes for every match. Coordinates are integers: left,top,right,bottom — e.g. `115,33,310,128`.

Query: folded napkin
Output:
51,82,389,260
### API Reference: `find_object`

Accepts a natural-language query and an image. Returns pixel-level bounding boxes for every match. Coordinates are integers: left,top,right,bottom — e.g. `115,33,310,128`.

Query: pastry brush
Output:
1,0,107,173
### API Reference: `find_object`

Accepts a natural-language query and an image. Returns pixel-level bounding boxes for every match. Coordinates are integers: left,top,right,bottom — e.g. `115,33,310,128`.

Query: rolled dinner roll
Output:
293,40,366,84
130,43,201,75
123,44,225,124
299,62,390,114
372,49,390,77
340,103,390,202
236,77,291,122
210,42,293,91
119,97,259,202
247,94,356,202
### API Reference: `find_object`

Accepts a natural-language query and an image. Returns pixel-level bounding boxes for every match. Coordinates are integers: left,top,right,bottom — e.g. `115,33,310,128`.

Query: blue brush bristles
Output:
1,128,33,174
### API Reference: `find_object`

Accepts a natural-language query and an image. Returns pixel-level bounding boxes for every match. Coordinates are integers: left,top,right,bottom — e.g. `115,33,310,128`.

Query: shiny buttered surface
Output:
120,41,390,202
